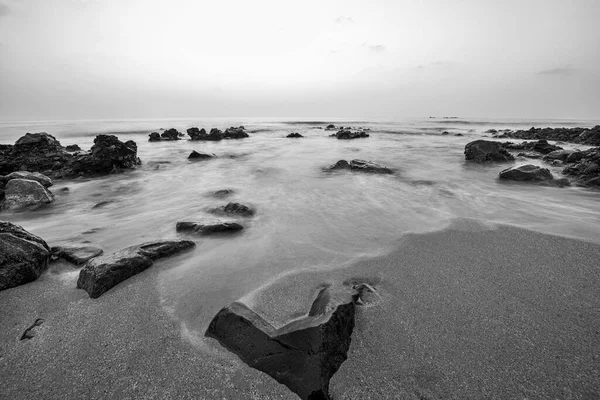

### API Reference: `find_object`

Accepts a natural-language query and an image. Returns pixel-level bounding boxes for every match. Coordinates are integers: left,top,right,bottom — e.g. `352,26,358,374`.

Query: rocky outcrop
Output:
148,132,161,142
498,125,600,145
332,130,369,140
206,284,360,400
187,127,225,141
0,221,51,291
209,202,255,217
188,150,216,160
51,244,104,265
175,221,243,235
71,135,141,175
561,148,600,187
3,179,54,210
464,140,515,163
325,159,393,174
502,140,562,155
149,129,181,142
499,164,555,182
223,126,249,139
287,133,303,138
77,239,195,298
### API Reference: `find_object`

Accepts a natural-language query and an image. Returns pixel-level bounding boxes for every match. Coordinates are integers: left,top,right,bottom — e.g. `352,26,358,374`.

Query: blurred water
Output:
1,117,600,344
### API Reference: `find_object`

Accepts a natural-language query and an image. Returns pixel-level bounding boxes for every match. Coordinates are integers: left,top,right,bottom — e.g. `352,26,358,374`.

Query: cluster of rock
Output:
186,126,249,141
148,129,182,141
497,125,600,146
0,132,140,180
502,139,562,155
177,201,255,235
562,148,600,186
326,159,393,174
330,129,370,140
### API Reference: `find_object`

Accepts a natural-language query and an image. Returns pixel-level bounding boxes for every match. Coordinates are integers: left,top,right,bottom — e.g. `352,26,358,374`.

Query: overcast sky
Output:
0,0,599,120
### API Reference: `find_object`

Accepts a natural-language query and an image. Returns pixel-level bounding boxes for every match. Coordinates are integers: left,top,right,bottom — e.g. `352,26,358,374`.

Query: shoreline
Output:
2,219,599,399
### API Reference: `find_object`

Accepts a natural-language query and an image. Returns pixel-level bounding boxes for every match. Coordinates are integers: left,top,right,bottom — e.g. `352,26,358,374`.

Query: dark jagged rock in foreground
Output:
77,239,195,298
209,202,255,217
498,125,600,145
51,244,104,265
0,133,141,179
326,159,393,174
331,130,369,140
176,220,243,235
206,284,361,400
188,150,216,160
0,221,51,291
502,139,562,155
562,148,600,187
287,132,303,138
464,140,515,163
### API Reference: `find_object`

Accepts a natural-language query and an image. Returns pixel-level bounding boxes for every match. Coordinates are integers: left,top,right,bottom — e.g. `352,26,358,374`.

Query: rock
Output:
206,284,357,400
20,318,45,341
0,221,51,291
485,129,498,134
92,200,116,209
287,133,303,138
561,148,600,187
148,132,161,142
326,160,351,171
498,125,600,146
0,132,72,177
517,152,543,159
76,239,195,298
160,128,181,141
15,132,61,147
441,131,450,135
325,124,336,130
188,150,216,160
325,159,393,174
498,164,554,182
210,189,235,198
209,202,255,217
176,221,243,235
464,140,515,163
71,135,140,175
3,179,54,209
223,126,249,139
65,144,82,152
4,171,52,187
187,127,224,141
543,150,575,163
455,133,464,137
335,130,369,140
51,244,104,265
566,151,585,163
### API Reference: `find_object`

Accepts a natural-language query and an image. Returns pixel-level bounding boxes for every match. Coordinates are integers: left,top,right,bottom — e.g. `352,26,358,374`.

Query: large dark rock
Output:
71,135,141,175
464,140,515,163
0,132,71,176
206,284,359,400
160,128,181,141
187,127,224,141
3,179,54,210
223,126,249,139
334,130,369,140
148,132,161,142
209,202,255,217
287,132,303,138
325,159,393,174
498,125,600,145
76,239,195,298
188,150,215,160
176,221,243,234
499,164,554,182
0,221,51,291
51,244,104,265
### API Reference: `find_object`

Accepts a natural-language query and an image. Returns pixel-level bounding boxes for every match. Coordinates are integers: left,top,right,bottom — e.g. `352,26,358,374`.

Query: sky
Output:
0,0,599,120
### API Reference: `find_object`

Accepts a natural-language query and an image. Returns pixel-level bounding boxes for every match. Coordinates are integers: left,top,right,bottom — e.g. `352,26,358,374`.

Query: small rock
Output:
499,164,554,182
20,318,45,341
176,221,243,235
188,150,216,160
286,133,303,138
209,202,255,217
51,244,104,265
210,189,235,198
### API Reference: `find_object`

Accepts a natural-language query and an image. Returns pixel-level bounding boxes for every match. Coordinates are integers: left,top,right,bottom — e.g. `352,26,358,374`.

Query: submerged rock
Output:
3,179,54,210
209,202,255,217
51,244,104,265
325,159,393,174
464,140,515,163
206,284,358,400
0,221,51,291
188,150,216,160
499,164,554,182
176,220,243,234
77,239,195,298
287,132,303,138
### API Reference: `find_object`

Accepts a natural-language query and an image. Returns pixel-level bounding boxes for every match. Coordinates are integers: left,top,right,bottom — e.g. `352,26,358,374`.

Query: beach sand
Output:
1,219,599,399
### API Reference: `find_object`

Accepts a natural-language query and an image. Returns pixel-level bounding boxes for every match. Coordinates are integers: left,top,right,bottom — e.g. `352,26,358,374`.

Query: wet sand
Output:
1,219,599,399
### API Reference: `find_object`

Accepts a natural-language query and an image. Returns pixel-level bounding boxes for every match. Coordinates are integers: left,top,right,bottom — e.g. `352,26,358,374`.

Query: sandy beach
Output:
1,219,598,399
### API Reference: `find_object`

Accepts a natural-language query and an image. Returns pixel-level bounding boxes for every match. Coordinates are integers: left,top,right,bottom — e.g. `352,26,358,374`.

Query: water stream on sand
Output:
2,117,600,345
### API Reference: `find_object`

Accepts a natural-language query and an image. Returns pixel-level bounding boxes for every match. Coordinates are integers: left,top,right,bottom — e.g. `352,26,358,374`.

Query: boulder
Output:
287,133,303,138
325,159,393,174
209,202,255,217
187,127,223,141
325,124,336,130
51,244,104,265
176,221,243,235
464,140,515,163
499,164,554,182
223,126,249,139
3,179,54,209
71,135,140,175
148,132,161,142
188,150,216,160
543,150,576,163
0,221,51,291
335,130,369,140
206,284,358,400
161,128,181,141
77,239,195,298
4,171,52,188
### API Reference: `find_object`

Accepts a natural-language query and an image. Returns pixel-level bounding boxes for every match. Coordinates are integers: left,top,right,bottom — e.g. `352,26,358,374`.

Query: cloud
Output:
538,67,576,77
0,3,10,17
335,16,354,24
